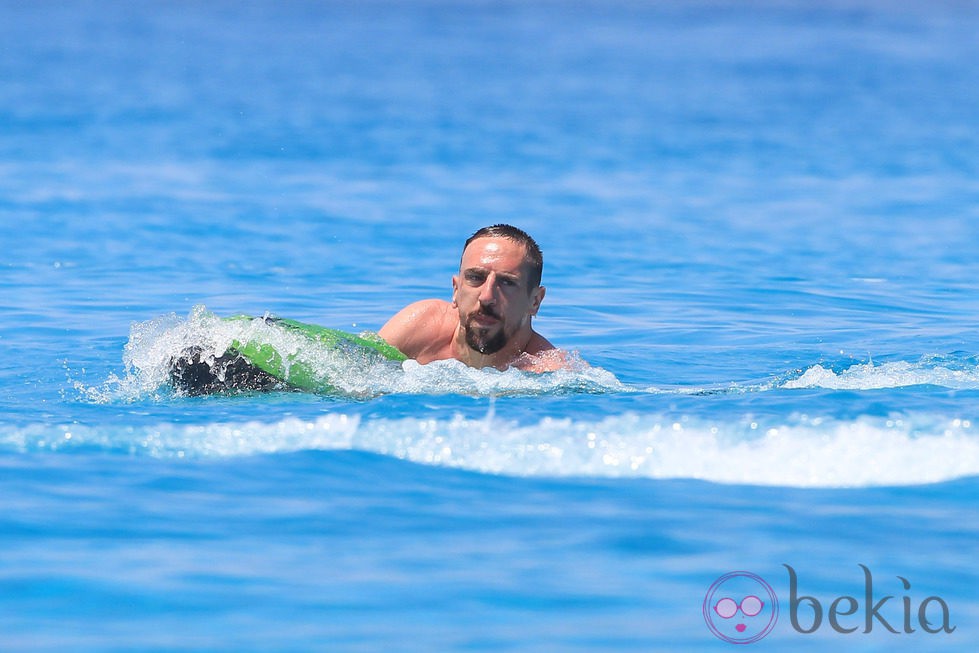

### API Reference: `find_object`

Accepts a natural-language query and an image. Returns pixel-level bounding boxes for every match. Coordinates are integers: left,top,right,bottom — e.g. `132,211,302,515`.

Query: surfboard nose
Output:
168,347,283,395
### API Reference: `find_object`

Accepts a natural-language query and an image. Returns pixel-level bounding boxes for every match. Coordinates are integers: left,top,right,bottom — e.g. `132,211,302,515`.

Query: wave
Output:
783,356,979,391
57,310,979,488
79,306,624,402
4,412,978,488
79,308,979,403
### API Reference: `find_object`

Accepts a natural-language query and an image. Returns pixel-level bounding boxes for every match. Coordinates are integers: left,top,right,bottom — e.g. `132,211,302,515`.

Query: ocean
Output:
2,0,978,650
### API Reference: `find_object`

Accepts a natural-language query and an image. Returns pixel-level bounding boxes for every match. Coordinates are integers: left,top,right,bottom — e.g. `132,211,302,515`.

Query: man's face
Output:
452,237,544,355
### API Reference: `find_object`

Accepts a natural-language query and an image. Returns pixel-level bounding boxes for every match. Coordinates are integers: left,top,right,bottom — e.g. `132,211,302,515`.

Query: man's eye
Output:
465,272,485,284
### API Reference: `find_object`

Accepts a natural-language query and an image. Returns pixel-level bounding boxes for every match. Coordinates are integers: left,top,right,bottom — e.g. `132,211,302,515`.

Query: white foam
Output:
61,311,979,487
784,359,979,390
5,412,978,488
80,305,624,402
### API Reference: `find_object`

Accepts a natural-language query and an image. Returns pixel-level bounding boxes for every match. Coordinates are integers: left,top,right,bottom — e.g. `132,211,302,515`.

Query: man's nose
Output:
478,273,498,303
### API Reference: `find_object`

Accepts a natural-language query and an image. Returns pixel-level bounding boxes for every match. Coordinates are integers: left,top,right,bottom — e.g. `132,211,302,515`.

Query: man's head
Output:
462,224,543,290
452,225,546,355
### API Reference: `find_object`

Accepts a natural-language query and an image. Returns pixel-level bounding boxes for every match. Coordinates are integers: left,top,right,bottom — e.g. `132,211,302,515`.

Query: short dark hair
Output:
463,224,543,289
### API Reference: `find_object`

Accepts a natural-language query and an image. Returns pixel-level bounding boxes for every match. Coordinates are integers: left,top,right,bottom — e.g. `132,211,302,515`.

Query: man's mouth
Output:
464,308,508,355
471,310,500,325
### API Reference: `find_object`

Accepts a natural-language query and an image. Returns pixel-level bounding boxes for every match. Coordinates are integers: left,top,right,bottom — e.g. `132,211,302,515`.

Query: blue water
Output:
3,0,979,649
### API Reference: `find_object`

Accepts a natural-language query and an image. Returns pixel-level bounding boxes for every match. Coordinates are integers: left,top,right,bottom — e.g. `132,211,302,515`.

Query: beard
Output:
463,309,509,355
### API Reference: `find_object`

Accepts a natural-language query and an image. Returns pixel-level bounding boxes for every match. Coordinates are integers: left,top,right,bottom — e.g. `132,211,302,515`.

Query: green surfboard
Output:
226,315,406,390
168,315,406,395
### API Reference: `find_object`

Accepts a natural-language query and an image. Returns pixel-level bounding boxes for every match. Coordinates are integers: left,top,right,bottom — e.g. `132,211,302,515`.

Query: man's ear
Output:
530,285,546,316
451,274,459,307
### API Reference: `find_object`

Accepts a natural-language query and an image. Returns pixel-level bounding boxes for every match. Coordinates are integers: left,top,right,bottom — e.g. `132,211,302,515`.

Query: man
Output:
379,224,565,372
169,224,564,395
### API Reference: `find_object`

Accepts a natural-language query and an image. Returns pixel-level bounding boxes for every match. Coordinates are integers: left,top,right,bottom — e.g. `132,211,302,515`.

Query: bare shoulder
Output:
512,348,573,373
512,332,573,373
378,299,454,358
525,331,556,356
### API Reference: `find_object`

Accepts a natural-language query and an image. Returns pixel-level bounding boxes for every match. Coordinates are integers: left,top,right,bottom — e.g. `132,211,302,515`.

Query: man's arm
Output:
377,299,451,360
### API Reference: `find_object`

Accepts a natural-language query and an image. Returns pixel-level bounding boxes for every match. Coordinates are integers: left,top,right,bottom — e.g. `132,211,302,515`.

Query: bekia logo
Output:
703,571,779,644
704,565,955,643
